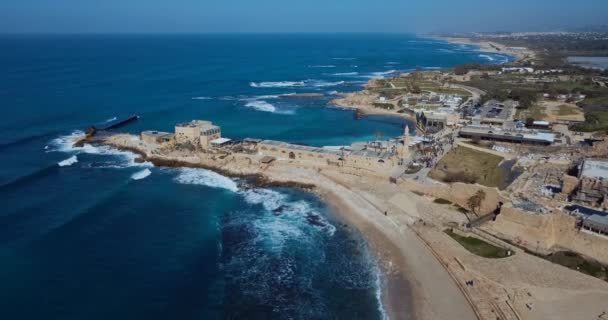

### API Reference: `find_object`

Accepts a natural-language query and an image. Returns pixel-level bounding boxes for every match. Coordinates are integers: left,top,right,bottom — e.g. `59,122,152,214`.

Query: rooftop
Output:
581,159,608,180
142,130,173,137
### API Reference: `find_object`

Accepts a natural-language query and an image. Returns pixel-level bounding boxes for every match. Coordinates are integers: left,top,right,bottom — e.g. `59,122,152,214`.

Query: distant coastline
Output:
433,36,536,63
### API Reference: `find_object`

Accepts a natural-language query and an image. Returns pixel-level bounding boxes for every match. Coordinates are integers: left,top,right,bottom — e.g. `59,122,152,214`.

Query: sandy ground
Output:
99,133,608,320
330,91,413,119
540,100,585,123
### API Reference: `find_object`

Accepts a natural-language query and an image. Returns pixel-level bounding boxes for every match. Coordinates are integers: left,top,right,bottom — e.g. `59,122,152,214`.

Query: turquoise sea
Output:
0,34,510,319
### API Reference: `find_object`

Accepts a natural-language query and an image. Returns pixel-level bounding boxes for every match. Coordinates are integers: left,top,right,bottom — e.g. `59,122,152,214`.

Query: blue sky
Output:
1,0,606,33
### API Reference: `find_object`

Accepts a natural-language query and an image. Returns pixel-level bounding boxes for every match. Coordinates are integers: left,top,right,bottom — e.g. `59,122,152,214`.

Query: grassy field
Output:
573,96,608,132
445,230,511,258
558,104,580,115
429,145,507,188
543,251,608,281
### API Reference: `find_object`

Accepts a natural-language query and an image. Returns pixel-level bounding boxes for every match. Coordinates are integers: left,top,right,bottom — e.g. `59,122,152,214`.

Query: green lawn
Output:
445,230,512,259
429,146,506,188
540,251,607,281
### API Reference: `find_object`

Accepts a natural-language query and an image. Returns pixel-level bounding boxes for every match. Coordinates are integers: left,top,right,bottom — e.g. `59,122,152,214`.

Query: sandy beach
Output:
439,37,536,62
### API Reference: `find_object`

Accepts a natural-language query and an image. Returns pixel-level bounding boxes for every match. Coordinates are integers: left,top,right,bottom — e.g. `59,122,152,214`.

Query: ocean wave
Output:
245,100,277,113
192,96,212,100
332,57,356,60
104,116,117,123
439,48,455,53
50,131,153,168
478,54,495,61
131,168,151,180
250,81,305,88
58,155,78,167
309,80,344,87
250,80,344,89
372,70,397,77
332,72,359,76
241,188,336,238
386,61,399,65
309,65,336,68
174,168,239,192
244,100,295,115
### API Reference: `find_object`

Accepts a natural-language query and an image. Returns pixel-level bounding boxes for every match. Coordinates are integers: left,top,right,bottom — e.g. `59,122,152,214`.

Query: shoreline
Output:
435,36,536,63
91,133,478,320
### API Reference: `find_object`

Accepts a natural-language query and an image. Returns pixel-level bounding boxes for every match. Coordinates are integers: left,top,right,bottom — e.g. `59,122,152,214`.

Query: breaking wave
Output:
245,100,275,113
250,81,305,88
250,80,345,89
332,72,359,76
58,155,78,167
309,65,336,68
104,116,117,123
49,131,153,169
478,54,495,61
244,100,295,115
241,188,336,238
192,96,212,100
131,168,151,180
174,168,239,192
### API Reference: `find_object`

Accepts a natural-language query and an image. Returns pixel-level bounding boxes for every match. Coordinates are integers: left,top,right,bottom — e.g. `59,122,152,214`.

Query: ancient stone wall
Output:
482,207,608,265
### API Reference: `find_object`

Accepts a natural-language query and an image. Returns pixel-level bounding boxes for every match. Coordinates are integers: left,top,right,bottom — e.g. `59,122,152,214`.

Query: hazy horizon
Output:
1,0,607,34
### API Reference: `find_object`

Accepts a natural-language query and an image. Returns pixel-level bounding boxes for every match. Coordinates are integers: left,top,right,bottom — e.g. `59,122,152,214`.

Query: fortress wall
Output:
483,207,608,265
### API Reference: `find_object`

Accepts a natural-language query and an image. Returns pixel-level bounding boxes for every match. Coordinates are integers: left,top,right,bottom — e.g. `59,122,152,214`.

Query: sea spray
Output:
58,155,78,167
131,168,152,180
174,168,239,192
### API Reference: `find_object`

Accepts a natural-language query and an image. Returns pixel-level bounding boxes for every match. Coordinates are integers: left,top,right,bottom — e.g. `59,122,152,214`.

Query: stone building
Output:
174,120,221,149
573,159,608,208
141,131,174,145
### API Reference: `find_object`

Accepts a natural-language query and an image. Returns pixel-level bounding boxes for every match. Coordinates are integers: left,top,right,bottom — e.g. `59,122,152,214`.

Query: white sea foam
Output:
327,90,338,95
50,131,153,168
105,116,117,123
309,80,345,87
192,96,212,100
131,168,151,180
250,80,344,89
309,65,336,68
250,81,305,88
241,188,336,237
174,168,239,192
332,72,359,76
372,70,397,77
245,100,277,113
244,100,295,115
478,54,495,61
58,155,78,167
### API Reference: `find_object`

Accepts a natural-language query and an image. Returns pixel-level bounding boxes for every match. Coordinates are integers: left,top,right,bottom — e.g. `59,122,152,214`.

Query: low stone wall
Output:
482,206,608,265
